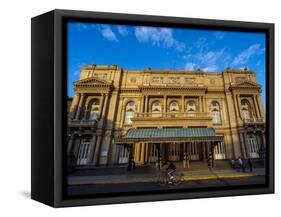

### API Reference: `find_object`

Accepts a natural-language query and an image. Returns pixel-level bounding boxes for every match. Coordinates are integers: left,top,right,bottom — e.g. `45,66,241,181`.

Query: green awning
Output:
114,128,223,144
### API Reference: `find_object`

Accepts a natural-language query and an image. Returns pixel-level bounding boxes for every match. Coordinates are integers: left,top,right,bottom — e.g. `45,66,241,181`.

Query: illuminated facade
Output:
67,65,266,167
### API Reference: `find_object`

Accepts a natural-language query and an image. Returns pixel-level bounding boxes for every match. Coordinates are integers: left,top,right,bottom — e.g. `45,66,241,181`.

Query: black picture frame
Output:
31,9,274,207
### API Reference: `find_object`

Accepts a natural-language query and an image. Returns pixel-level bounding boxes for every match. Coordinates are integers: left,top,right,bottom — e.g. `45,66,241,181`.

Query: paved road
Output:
67,175,266,196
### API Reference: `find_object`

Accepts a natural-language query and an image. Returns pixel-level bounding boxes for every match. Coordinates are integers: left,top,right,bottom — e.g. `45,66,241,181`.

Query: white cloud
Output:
194,37,208,51
202,65,218,72
196,49,229,71
232,44,264,65
183,40,232,72
117,26,129,36
134,27,185,51
184,63,197,70
100,25,118,42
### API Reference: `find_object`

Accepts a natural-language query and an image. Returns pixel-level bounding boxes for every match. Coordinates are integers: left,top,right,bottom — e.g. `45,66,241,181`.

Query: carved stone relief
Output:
129,77,137,83
151,77,164,84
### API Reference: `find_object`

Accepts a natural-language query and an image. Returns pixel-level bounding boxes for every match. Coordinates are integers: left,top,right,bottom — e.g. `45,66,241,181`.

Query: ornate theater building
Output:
67,65,266,168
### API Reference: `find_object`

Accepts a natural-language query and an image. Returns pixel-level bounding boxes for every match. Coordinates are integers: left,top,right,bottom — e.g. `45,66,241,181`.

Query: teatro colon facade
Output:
67,65,266,168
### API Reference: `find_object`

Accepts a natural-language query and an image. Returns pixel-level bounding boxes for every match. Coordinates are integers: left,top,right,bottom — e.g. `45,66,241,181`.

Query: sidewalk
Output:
68,168,265,185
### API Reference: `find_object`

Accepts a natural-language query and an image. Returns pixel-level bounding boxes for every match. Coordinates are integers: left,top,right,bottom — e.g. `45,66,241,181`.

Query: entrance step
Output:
172,160,233,171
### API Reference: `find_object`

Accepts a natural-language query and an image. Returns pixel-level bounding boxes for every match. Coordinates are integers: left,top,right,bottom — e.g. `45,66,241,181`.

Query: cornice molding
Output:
74,76,113,86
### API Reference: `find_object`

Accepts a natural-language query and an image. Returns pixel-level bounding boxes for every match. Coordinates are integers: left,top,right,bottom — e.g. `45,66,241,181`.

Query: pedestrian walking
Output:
248,158,253,172
237,156,244,172
183,153,186,168
186,154,190,168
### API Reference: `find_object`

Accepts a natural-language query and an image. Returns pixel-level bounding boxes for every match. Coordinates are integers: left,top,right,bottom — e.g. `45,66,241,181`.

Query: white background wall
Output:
0,0,279,216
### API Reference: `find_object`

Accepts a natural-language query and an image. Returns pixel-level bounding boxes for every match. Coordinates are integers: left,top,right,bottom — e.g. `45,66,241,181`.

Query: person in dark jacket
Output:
248,158,253,172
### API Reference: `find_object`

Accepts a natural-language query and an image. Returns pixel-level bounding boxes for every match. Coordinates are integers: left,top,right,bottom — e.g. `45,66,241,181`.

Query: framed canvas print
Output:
31,9,274,207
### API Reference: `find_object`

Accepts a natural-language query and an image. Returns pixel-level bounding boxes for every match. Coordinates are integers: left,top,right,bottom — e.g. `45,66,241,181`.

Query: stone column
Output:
236,94,241,120
243,132,249,158
164,95,167,113
222,100,228,125
253,94,260,118
233,94,240,122
83,103,90,120
120,101,125,128
99,93,109,127
99,94,105,117
202,96,205,112
133,144,137,162
134,143,140,163
140,96,144,113
88,135,97,163
257,94,265,118
199,96,202,112
93,135,102,166
138,143,142,162
138,143,142,163
139,144,142,162
70,93,80,119
115,97,124,127
144,143,149,163
75,93,85,120
102,94,109,117
144,96,148,113
140,143,145,164
239,133,246,158
181,95,185,112
203,96,206,112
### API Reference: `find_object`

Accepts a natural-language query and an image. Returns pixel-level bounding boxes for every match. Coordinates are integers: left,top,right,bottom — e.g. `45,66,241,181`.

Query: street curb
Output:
68,173,259,185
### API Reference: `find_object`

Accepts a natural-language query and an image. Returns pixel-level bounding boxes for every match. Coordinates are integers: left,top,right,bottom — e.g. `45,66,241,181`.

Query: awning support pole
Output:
157,143,161,170
127,143,135,171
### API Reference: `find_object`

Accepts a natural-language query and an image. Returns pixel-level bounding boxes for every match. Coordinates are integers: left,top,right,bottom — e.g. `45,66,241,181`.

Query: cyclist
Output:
167,161,176,181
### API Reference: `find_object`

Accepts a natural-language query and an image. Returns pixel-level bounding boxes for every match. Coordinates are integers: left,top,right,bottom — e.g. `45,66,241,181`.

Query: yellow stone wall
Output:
68,65,265,165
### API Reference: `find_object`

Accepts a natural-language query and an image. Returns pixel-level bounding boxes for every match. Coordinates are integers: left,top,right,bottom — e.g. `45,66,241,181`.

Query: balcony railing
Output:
243,117,265,124
68,119,98,127
133,112,212,120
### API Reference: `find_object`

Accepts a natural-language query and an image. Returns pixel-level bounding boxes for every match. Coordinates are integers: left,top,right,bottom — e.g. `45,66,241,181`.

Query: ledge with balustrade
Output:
132,112,212,120
68,118,98,128
243,117,265,125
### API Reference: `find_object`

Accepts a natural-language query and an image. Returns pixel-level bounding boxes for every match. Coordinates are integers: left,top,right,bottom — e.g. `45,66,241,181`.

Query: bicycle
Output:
157,170,184,186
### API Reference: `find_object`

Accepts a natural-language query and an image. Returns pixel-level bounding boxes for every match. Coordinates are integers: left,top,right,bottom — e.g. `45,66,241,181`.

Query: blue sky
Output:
67,22,266,106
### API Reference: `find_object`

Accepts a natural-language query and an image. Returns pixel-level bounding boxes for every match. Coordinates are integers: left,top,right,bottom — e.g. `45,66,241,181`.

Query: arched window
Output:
151,101,161,117
169,101,179,112
88,99,100,121
124,101,136,124
187,101,196,112
241,99,251,120
211,101,221,124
